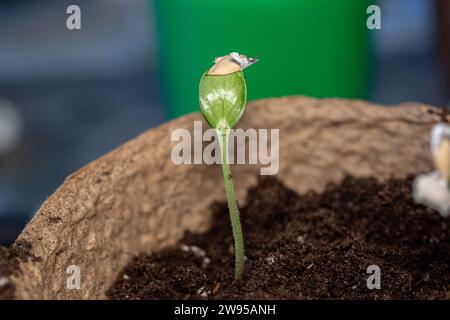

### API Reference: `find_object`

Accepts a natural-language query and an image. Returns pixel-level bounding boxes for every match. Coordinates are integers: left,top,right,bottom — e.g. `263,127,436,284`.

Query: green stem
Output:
218,127,245,280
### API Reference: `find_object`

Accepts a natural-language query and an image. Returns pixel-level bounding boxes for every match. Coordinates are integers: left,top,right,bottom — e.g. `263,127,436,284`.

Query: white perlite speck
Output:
181,244,206,257
180,244,211,267
0,277,9,288
196,286,210,297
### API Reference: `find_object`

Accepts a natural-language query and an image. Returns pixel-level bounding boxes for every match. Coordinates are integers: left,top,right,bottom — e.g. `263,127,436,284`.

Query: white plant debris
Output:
228,52,258,70
430,123,450,154
413,171,450,217
413,123,450,217
297,235,305,244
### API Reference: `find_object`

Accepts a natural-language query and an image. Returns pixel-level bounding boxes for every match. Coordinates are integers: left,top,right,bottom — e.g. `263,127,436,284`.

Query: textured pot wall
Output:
10,96,445,299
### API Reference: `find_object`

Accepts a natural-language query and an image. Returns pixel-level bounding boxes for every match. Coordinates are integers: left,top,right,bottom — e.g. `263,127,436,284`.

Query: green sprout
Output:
199,52,258,280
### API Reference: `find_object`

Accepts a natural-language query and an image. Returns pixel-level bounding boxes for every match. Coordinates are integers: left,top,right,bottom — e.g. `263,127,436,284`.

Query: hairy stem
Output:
218,127,245,280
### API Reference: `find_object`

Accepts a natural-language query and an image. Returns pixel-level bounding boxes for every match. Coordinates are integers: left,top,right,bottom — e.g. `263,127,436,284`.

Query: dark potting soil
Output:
0,241,32,299
0,246,16,299
107,176,450,299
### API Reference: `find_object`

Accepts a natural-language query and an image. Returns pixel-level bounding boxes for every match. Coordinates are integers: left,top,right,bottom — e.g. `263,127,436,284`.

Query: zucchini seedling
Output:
199,52,258,279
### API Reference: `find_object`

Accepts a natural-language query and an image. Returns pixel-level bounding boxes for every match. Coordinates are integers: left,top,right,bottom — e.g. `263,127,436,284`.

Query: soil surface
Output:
107,176,450,299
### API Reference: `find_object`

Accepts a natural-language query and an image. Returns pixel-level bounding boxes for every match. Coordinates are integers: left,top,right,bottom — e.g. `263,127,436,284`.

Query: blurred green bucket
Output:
153,0,370,118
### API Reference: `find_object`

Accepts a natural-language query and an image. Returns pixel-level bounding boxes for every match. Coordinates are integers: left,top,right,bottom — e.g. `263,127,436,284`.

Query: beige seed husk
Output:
207,56,241,75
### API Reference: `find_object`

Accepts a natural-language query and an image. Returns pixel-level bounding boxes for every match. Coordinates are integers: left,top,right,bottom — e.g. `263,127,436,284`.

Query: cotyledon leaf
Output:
199,70,246,129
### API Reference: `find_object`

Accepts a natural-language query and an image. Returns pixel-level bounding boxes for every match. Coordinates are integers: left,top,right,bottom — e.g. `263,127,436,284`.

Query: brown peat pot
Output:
4,96,446,299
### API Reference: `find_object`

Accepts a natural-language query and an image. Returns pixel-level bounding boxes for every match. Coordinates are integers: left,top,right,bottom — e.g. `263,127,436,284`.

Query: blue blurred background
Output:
0,0,448,244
